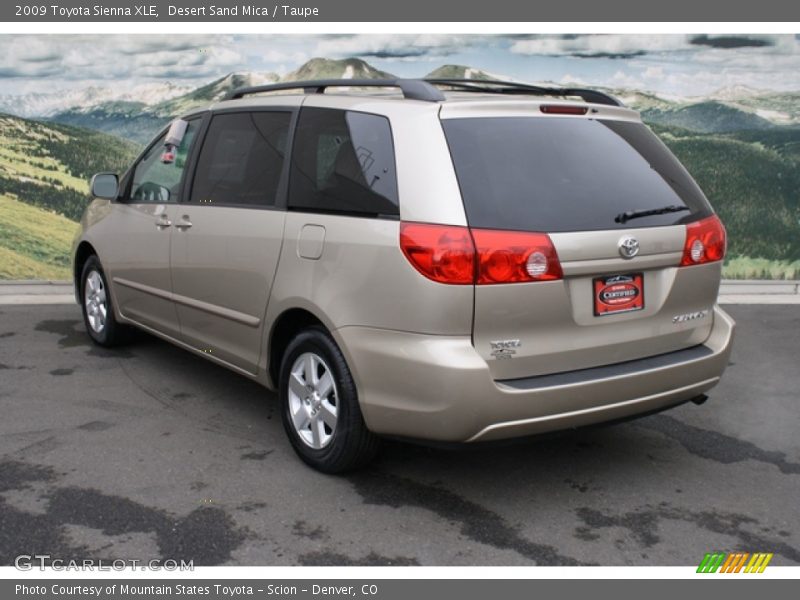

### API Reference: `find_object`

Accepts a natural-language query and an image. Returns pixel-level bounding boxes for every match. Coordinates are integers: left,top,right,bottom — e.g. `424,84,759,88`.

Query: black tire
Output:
80,255,129,347
279,326,379,473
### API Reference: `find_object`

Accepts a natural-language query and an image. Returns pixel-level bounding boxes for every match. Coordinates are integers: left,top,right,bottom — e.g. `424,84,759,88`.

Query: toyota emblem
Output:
619,236,640,259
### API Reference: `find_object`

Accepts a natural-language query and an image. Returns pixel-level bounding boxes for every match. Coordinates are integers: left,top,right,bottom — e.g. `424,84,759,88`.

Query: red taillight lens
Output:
472,229,562,284
540,105,588,115
399,222,563,285
400,223,475,284
680,215,727,266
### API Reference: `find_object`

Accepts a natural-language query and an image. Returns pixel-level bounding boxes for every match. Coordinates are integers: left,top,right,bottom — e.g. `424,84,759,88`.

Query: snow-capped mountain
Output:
0,82,193,118
425,64,507,81
149,72,279,117
42,72,279,144
282,57,393,82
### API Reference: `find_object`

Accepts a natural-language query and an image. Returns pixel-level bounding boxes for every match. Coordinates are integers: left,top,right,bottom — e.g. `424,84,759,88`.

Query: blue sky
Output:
1,34,799,97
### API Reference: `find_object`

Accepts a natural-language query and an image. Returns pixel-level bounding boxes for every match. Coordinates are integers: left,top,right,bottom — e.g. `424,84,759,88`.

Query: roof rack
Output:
423,78,624,107
225,79,446,103
225,77,624,107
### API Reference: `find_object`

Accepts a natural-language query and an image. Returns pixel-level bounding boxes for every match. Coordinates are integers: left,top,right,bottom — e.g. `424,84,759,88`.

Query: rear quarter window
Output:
288,107,399,218
442,117,712,232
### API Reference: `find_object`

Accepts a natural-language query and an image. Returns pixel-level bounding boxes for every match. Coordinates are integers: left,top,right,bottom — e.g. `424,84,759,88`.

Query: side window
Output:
288,108,399,217
190,111,291,207
130,120,199,203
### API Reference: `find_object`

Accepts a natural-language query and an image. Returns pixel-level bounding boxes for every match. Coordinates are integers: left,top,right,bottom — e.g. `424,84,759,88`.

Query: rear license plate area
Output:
593,273,644,316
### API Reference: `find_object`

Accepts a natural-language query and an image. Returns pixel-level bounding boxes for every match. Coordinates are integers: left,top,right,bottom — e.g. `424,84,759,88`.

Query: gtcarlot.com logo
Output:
14,554,193,571
697,552,773,573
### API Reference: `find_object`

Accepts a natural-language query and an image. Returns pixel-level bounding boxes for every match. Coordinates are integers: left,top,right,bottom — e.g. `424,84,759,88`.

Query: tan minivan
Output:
73,79,735,472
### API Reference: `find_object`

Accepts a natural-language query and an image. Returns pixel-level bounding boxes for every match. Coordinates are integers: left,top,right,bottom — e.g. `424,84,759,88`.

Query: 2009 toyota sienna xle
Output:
73,78,735,472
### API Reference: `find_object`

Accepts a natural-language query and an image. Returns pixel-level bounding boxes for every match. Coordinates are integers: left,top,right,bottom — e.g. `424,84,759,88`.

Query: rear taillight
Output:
399,222,562,285
680,215,726,266
471,229,562,284
399,223,475,284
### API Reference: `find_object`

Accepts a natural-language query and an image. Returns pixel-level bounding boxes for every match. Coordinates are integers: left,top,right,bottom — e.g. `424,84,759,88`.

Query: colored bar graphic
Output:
697,552,727,573
699,552,773,573
719,553,736,573
733,552,750,573
744,553,774,573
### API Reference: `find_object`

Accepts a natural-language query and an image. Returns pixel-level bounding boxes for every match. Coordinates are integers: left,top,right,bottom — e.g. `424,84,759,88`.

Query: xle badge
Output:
490,339,521,360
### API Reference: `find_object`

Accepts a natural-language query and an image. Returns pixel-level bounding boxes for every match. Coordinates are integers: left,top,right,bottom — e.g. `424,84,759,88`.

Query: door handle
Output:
174,216,193,231
155,215,172,229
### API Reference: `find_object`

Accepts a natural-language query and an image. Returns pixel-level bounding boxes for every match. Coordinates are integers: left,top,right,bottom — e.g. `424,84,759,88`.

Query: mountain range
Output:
0,57,799,279
1,58,797,144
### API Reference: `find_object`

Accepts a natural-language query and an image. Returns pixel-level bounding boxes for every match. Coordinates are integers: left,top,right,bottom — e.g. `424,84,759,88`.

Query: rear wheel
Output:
279,326,379,473
80,255,128,346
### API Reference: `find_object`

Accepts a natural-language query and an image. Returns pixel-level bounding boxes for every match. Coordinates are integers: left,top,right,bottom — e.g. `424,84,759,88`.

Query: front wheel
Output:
80,255,128,346
279,326,379,473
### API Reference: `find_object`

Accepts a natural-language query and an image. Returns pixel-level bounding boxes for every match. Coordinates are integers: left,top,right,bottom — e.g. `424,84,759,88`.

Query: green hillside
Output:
653,124,800,277
0,113,139,221
0,114,139,279
642,101,777,133
0,194,75,279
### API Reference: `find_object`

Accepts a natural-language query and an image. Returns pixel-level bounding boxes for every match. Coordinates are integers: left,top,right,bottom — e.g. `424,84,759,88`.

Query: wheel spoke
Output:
320,400,337,429
311,416,323,447
316,371,334,399
303,354,316,385
292,406,310,432
288,372,307,399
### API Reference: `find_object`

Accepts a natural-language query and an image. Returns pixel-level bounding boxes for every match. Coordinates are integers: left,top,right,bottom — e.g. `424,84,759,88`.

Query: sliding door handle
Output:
174,216,193,230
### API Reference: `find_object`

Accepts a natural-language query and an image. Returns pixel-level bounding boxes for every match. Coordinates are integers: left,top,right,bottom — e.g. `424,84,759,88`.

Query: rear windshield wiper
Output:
615,204,690,224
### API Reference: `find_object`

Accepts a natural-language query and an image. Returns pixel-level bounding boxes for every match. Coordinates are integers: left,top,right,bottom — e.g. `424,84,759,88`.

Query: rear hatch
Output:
440,105,723,380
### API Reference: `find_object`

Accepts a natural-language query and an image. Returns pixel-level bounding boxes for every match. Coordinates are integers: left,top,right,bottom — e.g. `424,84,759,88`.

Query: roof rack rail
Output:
423,78,624,107
225,79,446,103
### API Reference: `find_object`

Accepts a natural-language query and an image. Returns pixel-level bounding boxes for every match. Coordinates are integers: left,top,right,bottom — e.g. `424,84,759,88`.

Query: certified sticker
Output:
593,273,645,316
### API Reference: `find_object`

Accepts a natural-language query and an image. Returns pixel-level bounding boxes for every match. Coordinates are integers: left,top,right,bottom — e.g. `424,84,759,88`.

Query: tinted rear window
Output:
442,117,712,232
288,107,399,217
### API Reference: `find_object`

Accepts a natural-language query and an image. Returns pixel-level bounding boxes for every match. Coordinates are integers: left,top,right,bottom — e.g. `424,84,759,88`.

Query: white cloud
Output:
642,66,665,80
0,35,246,82
510,35,694,57
312,34,471,59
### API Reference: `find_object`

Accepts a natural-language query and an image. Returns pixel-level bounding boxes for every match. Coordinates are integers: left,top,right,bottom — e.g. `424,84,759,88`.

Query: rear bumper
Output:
335,305,735,442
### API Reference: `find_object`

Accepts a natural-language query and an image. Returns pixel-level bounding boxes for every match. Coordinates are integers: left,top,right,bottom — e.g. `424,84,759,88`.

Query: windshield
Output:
441,117,712,232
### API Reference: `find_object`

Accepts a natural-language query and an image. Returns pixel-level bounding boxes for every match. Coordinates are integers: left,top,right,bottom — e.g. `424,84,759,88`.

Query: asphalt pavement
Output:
0,303,798,566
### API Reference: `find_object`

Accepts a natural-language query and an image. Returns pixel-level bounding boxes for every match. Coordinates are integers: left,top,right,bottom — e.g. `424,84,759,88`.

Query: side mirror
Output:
90,173,119,200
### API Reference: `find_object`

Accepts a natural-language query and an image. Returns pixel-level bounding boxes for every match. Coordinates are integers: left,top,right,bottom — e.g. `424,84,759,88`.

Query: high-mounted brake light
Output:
399,222,563,285
540,105,588,115
680,215,726,266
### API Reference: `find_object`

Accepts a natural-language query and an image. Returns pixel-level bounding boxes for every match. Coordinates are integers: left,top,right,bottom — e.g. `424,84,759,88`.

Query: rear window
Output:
442,117,712,232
